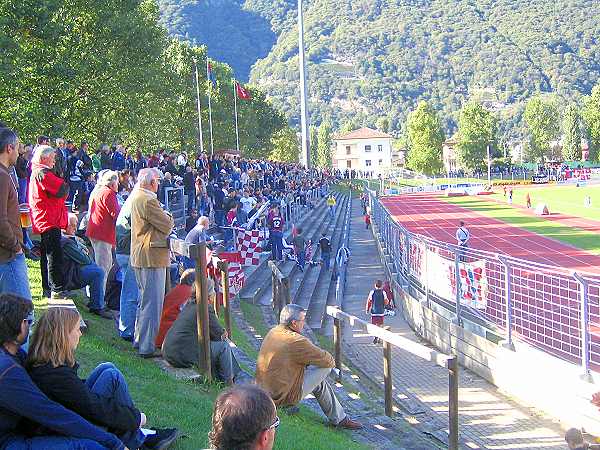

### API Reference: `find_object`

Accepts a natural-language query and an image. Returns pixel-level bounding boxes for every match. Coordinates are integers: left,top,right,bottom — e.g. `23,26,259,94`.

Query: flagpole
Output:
206,57,215,157
233,80,240,155
298,0,311,168
193,58,204,153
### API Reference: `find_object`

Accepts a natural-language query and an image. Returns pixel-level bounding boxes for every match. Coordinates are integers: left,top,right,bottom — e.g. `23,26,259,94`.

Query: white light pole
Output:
298,0,311,168
193,58,204,153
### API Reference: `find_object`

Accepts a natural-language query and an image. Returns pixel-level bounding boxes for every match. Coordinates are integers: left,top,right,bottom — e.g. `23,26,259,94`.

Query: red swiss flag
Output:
235,81,251,100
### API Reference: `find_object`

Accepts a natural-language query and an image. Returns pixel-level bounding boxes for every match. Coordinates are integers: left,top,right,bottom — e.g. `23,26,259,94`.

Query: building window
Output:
378,145,383,152
365,145,371,152
346,160,352,168
345,145,351,155
365,160,372,167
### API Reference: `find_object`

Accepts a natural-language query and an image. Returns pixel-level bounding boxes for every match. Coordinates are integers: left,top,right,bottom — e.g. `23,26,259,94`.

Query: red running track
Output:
381,193,600,370
381,193,600,274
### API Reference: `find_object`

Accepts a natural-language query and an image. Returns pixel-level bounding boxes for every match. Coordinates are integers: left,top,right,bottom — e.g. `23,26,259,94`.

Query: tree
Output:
405,101,445,175
269,127,299,162
583,83,600,161
316,121,333,168
309,125,319,167
523,96,560,162
376,116,390,133
456,102,497,171
562,104,582,161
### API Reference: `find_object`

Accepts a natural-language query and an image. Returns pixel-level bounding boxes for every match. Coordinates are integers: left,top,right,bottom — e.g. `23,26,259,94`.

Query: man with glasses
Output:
208,384,277,450
256,304,362,430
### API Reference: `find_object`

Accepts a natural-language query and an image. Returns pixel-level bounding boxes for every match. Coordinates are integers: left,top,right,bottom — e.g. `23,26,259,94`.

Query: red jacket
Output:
156,284,193,348
29,162,69,234
86,186,120,246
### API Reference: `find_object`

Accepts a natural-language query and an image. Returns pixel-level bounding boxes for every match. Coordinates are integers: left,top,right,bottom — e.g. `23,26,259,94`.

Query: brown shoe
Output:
335,417,363,430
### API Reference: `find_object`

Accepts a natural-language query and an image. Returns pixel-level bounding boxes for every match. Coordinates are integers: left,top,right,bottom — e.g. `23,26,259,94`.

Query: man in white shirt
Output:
456,220,469,262
240,191,257,214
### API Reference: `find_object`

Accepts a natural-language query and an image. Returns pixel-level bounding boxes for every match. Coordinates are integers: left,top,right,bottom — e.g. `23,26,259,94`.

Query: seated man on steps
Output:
161,273,243,384
256,304,362,430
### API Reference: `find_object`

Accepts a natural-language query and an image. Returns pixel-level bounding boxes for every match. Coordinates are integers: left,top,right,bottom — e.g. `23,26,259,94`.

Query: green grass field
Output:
26,260,366,450
442,194,600,253
498,184,600,221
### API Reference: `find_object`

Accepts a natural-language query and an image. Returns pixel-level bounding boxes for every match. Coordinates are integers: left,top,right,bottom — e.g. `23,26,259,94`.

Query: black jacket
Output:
28,363,141,433
162,302,224,368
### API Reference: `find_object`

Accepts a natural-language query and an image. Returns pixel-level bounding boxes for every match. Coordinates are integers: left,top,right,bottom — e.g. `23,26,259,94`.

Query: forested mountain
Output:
158,0,600,140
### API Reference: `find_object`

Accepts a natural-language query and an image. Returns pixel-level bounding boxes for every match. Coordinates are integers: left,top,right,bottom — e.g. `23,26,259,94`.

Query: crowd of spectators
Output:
0,124,355,449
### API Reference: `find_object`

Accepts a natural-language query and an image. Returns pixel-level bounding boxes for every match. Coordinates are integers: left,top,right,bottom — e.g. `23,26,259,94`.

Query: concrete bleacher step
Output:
245,192,345,309
292,194,349,310
306,194,352,331
238,193,335,304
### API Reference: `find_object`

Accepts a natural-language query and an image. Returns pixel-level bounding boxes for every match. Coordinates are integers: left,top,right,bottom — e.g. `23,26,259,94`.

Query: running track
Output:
381,193,600,370
381,193,600,274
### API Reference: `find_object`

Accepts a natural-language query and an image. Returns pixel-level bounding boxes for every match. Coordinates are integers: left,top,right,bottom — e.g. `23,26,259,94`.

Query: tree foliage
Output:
269,127,299,162
561,104,582,161
523,96,560,162
0,0,286,157
456,102,497,171
405,102,445,175
316,121,333,168
309,125,319,167
583,83,600,161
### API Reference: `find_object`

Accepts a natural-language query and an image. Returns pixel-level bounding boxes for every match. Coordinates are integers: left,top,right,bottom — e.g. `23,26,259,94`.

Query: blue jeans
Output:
85,363,145,450
18,178,27,204
4,436,108,450
321,250,330,270
79,264,105,311
0,253,32,300
329,205,335,218
296,249,305,269
270,231,283,260
116,254,138,340
186,192,195,213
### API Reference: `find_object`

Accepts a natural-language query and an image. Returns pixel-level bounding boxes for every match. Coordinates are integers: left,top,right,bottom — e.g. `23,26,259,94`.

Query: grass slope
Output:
442,195,600,253
26,260,367,450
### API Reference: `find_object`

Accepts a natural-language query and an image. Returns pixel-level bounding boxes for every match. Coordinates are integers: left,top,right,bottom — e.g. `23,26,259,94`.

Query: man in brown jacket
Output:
130,167,174,358
256,304,361,429
0,127,31,301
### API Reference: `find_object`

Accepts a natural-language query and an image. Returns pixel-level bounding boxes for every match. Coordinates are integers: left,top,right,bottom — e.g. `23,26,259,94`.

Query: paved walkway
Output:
342,198,568,450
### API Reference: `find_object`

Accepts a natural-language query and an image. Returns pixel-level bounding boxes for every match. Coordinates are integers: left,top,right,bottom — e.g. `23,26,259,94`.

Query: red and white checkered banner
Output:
235,228,262,266
215,252,246,296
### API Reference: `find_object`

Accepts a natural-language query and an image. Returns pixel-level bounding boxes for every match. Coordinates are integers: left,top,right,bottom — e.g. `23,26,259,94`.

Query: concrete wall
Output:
371,220,600,435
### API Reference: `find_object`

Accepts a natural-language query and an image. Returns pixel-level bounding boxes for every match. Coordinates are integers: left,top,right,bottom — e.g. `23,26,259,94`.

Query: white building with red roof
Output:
333,127,393,176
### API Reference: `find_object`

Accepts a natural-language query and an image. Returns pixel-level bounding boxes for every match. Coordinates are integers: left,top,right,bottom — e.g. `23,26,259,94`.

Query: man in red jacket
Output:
29,145,69,297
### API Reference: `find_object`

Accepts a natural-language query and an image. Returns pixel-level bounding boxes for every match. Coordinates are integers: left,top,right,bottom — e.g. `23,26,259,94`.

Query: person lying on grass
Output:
26,307,180,450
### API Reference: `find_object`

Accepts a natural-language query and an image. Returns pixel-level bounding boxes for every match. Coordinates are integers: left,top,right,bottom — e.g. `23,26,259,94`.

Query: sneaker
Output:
334,417,363,430
89,308,113,320
50,291,70,299
143,428,180,450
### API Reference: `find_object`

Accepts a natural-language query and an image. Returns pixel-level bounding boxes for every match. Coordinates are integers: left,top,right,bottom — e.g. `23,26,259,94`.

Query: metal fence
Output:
367,188,600,378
